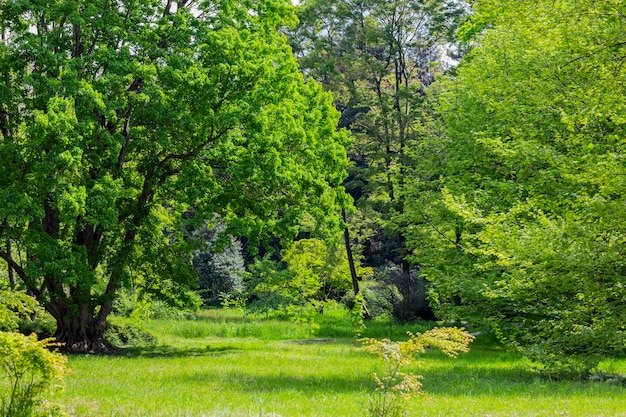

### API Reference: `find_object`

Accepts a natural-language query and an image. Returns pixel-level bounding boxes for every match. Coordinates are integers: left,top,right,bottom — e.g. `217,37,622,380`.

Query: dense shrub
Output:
0,291,42,333
104,322,158,348
349,265,434,322
17,315,55,340
113,290,199,321
0,333,69,417
361,327,474,417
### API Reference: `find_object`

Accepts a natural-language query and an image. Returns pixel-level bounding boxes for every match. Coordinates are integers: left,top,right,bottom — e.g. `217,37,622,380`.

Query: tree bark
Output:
53,312,110,353
49,295,111,353
342,208,360,296
6,238,16,289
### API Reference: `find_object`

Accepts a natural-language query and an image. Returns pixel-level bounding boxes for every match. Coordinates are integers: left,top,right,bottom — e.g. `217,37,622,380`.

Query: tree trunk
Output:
50,301,111,353
6,238,16,289
398,233,412,294
342,208,360,296
53,316,110,354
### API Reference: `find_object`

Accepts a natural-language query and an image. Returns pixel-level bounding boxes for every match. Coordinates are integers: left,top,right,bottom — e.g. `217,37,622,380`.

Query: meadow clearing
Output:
57,309,626,417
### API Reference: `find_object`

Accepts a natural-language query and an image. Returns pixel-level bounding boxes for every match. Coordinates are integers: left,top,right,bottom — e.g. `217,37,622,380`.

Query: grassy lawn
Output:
58,310,626,417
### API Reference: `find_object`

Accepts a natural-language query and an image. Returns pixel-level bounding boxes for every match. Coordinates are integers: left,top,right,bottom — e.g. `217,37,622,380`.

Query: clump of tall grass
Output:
155,318,310,340
143,306,437,342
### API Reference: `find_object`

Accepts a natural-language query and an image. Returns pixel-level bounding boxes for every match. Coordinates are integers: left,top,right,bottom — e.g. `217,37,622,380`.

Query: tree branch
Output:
561,41,626,69
0,246,30,293
116,107,133,173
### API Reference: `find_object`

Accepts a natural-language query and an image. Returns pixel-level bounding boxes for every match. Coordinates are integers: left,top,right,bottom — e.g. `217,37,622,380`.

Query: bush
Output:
113,290,199,321
104,322,158,348
0,332,69,417
0,291,42,333
17,314,56,340
360,327,474,417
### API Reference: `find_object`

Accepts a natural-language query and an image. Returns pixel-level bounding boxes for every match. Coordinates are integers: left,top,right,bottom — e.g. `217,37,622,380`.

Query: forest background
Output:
1,0,625,397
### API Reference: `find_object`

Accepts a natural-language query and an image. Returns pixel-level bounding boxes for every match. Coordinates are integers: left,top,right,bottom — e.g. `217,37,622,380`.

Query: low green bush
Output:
104,322,158,348
0,332,69,417
361,327,474,417
17,314,56,340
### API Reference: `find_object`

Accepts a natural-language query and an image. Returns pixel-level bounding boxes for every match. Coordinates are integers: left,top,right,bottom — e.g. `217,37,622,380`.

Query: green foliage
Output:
350,292,367,338
282,238,358,302
291,0,466,321
282,239,327,302
104,321,158,349
244,238,371,337
360,327,474,417
0,291,42,333
0,0,350,350
113,289,199,322
218,290,247,315
351,279,399,322
425,0,626,375
244,258,293,318
0,332,69,417
16,316,56,342
283,301,322,339
244,239,371,325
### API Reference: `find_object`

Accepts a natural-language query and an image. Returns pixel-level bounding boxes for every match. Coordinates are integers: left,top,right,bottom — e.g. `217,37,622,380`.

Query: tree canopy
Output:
291,0,464,320
1,0,624,375
424,0,626,375
0,0,350,352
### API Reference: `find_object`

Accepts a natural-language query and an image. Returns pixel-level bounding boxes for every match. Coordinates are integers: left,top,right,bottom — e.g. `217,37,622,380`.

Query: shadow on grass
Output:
238,373,373,394
168,370,374,394
163,347,545,397
164,358,551,398
112,343,241,358
421,364,538,394
415,350,576,397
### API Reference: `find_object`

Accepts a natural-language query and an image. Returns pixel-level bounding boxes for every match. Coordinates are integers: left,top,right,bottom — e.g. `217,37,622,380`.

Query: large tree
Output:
0,0,349,352
425,0,626,375
291,0,464,319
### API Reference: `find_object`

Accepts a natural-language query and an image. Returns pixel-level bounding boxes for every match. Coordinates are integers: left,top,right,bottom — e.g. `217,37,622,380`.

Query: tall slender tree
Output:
291,0,464,319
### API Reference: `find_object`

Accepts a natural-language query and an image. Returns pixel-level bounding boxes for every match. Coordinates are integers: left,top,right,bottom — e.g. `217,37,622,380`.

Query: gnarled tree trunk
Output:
47,295,112,354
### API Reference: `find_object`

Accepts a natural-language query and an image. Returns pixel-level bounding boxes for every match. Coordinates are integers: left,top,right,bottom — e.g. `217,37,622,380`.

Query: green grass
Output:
145,308,435,341
57,309,626,417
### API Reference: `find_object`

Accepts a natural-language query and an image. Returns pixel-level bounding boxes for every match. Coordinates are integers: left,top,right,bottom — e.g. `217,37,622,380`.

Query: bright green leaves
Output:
85,174,123,231
431,0,626,375
0,0,350,349
0,290,43,332
0,332,69,417
361,327,473,416
283,239,328,302
17,97,87,238
282,238,357,301
0,291,67,415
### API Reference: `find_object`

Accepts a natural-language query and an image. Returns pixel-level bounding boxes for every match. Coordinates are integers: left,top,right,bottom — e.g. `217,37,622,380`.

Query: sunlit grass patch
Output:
59,309,626,417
